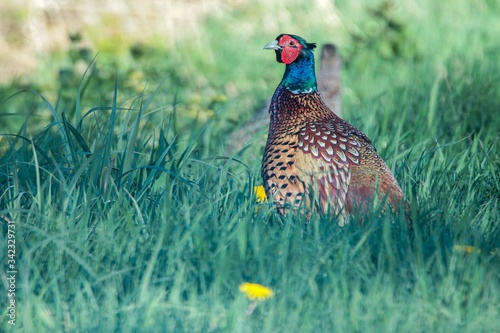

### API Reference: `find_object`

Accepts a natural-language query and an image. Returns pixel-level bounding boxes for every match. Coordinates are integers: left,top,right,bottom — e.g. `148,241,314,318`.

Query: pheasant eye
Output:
289,41,295,46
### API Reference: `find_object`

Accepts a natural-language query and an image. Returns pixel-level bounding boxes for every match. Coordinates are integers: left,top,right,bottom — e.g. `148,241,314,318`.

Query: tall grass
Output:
1,0,499,332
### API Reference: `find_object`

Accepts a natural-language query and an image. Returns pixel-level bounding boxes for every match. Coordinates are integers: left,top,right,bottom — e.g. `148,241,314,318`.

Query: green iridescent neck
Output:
280,50,318,94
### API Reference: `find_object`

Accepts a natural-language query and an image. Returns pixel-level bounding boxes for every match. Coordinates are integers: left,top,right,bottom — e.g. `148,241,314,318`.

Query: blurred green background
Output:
2,0,498,138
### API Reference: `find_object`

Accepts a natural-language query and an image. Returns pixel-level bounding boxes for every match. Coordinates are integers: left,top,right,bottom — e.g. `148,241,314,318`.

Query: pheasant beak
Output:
263,40,281,50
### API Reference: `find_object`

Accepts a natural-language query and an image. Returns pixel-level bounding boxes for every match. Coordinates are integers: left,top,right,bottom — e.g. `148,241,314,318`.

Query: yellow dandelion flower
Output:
454,245,500,256
239,282,273,300
453,245,481,254
254,185,267,203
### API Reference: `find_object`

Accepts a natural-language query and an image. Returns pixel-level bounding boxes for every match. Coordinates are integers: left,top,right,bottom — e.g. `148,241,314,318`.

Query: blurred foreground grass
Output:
1,0,499,332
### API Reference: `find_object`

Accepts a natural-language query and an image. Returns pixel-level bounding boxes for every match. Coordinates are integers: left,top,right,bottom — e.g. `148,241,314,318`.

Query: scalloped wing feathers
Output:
262,87,403,222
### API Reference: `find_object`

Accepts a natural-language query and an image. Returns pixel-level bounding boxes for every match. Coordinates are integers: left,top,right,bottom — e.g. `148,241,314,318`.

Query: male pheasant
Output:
262,34,404,224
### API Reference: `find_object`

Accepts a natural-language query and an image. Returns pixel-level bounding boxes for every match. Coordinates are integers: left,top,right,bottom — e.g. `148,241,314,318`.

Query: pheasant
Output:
262,34,404,224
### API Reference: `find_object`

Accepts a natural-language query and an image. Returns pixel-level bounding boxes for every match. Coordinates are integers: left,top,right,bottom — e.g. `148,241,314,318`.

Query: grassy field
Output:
1,0,499,332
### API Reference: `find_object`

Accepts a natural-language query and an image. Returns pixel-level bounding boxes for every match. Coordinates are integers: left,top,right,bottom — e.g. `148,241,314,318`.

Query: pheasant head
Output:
264,34,318,94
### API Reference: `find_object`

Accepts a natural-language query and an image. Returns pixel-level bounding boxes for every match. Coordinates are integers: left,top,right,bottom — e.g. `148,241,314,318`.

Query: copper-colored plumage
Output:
262,34,404,223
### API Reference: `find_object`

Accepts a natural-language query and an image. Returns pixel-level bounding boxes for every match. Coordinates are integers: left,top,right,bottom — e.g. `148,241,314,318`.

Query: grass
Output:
1,0,499,332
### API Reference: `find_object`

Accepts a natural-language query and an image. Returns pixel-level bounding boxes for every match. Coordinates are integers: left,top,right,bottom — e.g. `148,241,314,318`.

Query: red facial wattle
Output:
278,35,302,64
